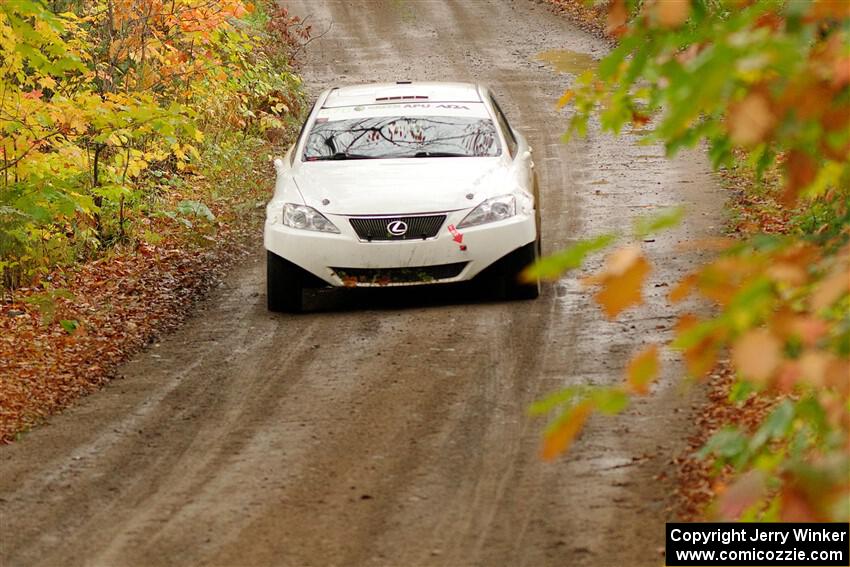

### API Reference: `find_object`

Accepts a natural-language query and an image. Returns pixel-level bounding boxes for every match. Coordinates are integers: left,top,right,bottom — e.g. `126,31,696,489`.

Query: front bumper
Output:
263,210,536,287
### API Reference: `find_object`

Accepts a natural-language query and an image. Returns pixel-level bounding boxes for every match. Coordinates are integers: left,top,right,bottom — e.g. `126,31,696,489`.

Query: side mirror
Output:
272,157,291,199
274,157,288,176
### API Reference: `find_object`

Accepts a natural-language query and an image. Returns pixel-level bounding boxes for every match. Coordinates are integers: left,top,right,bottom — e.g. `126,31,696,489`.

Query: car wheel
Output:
504,239,540,300
267,251,303,313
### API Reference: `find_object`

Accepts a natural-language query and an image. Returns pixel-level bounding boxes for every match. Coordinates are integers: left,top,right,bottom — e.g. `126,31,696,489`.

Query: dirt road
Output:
0,1,724,565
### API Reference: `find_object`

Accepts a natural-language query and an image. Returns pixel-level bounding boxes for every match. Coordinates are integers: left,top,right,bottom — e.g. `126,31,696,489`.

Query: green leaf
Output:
591,388,630,415
60,319,79,334
177,200,215,221
523,233,617,281
700,427,748,465
749,400,794,451
528,386,586,416
728,379,754,404
633,206,685,238
598,35,641,80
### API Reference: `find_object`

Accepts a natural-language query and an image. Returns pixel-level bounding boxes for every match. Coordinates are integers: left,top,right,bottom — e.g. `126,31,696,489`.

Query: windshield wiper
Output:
311,152,375,161
412,151,469,158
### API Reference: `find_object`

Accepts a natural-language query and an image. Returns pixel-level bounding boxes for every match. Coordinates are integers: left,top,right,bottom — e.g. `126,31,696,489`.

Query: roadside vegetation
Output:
532,0,849,523
0,0,308,441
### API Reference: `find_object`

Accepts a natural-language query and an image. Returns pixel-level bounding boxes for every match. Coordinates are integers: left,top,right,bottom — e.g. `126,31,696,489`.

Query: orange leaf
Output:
810,264,849,310
541,401,593,461
697,257,749,305
718,470,766,520
727,90,776,147
780,486,819,522
669,273,697,303
685,337,719,379
732,328,782,384
675,314,721,378
771,311,829,347
808,0,850,20
798,350,833,387
825,359,850,395
583,245,651,319
606,0,629,37
775,360,802,393
675,313,699,334
557,89,575,109
631,111,651,126
832,56,850,89
626,344,660,395
653,0,691,28
782,149,817,205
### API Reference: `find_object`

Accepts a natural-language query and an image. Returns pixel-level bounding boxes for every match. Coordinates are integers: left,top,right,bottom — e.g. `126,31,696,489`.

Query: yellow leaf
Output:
185,144,200,160
39,76,57,90
541,401,593,461
557,89,575,109
626,345,660,395
732,328,782,383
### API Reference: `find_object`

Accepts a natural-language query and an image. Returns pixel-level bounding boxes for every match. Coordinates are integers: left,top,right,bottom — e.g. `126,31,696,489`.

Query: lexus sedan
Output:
265,81,541,312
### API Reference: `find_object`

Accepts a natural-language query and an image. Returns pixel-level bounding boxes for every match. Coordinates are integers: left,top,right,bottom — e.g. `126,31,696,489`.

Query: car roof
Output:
321,82,484,108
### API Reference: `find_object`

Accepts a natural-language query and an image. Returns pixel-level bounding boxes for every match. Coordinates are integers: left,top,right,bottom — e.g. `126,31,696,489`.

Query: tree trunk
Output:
92,143,105,238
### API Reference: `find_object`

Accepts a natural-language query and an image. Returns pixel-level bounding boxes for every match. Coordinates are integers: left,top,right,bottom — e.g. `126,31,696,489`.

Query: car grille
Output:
349,215,446,241
332,262,467,285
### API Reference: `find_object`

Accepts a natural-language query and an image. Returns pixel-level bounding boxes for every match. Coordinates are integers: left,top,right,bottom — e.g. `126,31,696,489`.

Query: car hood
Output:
293,158,508,215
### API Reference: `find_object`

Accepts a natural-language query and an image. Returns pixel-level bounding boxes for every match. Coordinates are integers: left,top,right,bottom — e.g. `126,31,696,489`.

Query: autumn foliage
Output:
0,0,304,290
534,0,850,523
1,0,307,439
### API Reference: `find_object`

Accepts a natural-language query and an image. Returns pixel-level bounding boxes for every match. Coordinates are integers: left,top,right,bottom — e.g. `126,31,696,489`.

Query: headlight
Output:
282,203,340,233
457,195,516,228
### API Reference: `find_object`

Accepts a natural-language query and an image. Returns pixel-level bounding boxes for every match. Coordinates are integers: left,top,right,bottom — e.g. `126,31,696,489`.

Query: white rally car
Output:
265,81,541,312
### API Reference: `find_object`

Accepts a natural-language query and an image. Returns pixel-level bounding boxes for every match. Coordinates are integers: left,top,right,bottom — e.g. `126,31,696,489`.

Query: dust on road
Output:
0,1,724,565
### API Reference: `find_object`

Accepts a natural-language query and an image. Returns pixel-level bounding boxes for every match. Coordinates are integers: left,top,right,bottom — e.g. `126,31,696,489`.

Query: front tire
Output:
503,239,541,300
267,251,303,313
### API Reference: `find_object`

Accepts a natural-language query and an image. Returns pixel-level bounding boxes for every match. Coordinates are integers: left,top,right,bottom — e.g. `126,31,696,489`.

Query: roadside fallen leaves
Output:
0,162,272,443
673,364,776,520
545,0,612,39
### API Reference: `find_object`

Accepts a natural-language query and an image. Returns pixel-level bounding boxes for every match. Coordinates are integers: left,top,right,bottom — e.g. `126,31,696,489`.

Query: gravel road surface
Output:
1,1,724,565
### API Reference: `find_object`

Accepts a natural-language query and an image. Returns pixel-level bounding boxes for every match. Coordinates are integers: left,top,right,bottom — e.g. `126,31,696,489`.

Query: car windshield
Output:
302,116,501,160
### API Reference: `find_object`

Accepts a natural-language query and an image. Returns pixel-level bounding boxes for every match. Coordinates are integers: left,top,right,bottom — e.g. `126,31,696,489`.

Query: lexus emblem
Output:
387,220,408,236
